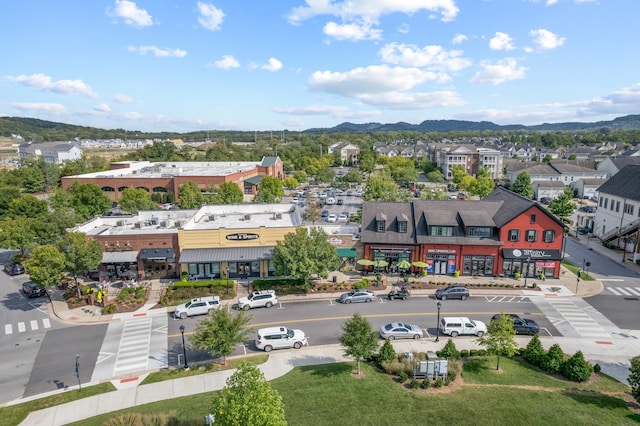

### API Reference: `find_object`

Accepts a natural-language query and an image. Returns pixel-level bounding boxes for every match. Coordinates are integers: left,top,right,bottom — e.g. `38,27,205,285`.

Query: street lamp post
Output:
435,301,442,342
179,325,189,370
75,354,81,392
622,236,628,262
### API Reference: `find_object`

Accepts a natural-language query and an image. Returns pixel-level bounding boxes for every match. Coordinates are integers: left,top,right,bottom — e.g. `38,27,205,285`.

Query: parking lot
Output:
285,184,363,225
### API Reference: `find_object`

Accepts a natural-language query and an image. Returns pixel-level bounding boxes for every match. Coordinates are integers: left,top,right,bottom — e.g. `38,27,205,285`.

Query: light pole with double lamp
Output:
435,301,442,342
179,325,189,370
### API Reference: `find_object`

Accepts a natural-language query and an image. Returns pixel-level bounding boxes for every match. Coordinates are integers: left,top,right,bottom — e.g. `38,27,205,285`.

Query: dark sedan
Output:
22,282,47,298
4,261,25,276
491,314,540,335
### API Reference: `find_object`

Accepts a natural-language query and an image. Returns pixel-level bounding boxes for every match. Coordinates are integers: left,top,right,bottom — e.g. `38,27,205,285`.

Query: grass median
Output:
68,356,637,426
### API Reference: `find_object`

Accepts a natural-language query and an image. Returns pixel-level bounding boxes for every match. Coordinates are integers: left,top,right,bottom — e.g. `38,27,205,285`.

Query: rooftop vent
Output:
244,214,251,221
209,215,216,222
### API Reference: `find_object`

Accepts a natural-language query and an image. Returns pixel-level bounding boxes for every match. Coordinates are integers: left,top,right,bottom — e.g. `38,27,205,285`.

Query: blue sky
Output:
2,0,639,133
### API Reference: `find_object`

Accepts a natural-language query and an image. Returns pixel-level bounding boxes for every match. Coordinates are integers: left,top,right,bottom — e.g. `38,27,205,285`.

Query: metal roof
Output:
102,251,138,263
179,246,275,263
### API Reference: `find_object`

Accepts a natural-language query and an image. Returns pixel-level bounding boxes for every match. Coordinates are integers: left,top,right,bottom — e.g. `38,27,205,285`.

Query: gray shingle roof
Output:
597,165,640,201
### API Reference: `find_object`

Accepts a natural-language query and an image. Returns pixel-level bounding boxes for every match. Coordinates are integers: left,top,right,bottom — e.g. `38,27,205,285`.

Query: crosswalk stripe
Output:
607,287,640,296
612,287,631,295
5,324,12,334
42,318,51,329
17,322,26,333
30,320,38,330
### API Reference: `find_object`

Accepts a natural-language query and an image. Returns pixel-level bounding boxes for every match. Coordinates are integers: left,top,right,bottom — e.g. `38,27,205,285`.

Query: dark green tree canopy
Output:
189,308,253,365
213,182,244,204
548,188,575,220
211,363,287,426
23,245,66,288
119,188,158,213
68,182,112,219
254,175,284,203
511,172,534,199
271,227,340,280
178,180,205,209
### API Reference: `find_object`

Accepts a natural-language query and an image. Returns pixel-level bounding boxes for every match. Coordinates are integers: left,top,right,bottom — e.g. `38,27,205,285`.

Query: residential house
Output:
18,141,83,164
328,142,360,164
596,156,640,178
593,165,640,261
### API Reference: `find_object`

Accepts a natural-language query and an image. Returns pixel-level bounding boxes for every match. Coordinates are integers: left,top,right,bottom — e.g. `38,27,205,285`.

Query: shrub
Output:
422,378,430,389
542,344,565,374
434,378,444,388
410,379,420,389
446,371,457,385
438,339,460,360
460,349,469,358
593,363,601,373
514,272,521,280
381,360,405,375
532,282,537,288
398,371,409,383
377,339,397,366
523,334,545,367
102,303,117,314
469,349,478,356
562,351,593,382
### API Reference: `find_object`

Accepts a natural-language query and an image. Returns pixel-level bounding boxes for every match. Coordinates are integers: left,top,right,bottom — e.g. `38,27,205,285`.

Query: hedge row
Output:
171,280,231,289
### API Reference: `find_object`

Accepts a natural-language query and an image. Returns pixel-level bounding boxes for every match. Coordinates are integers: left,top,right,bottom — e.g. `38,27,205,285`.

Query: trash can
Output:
333,276,337,283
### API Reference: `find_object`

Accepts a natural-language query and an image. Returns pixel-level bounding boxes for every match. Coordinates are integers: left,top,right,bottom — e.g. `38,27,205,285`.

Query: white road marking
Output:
17,322,26,333
5,324,13,334
30,320,38,330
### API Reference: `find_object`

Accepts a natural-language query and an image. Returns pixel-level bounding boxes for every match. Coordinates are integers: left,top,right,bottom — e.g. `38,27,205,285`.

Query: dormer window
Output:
377,220,386,232
398,221,407,233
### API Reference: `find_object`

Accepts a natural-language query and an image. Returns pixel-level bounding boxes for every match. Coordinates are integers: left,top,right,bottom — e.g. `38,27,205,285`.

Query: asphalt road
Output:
564,238,640,330
168,295,558,367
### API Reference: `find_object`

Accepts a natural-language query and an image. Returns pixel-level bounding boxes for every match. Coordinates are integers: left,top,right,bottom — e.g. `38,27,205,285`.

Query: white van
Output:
439,317,487,337
325,197,336,205
255,326,308,352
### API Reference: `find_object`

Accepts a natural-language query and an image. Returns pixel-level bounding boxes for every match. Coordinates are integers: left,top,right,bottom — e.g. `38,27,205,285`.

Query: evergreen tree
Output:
523,333,545,367
629,356,640,402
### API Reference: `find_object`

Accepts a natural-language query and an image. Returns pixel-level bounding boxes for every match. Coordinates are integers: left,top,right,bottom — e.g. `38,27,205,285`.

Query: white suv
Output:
174,296,221,319
238,290,277,310
255,326,307,352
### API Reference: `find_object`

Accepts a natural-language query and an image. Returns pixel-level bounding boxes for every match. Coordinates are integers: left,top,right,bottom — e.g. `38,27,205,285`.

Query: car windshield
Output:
287,329,294,338
384,324,394,331
185,301,192,308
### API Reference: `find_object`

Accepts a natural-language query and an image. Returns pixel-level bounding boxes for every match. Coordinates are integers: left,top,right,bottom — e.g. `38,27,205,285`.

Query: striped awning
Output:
179,246,275,263
101,251,138,264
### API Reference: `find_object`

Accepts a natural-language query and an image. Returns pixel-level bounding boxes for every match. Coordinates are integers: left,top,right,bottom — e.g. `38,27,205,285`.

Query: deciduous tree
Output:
362,174,399,201
211,362,286,426
213,182,244,204
58,232,103,300
0,216,38,256
119,188,158,213
283,176,299,190
271,228,340,280
548,188,575,221
7,195,48,219
23,245,66,288
178,180,205,209
340,313,378,375
69,182,112,219
478,314,518,370
190,308,253,366
254,176,284,203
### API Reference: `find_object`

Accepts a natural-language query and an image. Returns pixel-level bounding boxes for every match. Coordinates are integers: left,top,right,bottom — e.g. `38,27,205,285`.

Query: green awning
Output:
337,248,357,258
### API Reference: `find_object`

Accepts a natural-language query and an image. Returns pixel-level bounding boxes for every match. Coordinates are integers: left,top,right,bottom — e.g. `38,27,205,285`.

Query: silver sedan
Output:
379,322,423,340
338,289,375,304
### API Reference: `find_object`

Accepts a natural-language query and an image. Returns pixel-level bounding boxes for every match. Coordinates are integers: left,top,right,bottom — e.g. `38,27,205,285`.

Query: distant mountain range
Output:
2,114,640,140
309,114,640,133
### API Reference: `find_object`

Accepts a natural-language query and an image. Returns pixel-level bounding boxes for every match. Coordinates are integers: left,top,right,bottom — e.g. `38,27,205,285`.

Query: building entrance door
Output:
434,260,448,275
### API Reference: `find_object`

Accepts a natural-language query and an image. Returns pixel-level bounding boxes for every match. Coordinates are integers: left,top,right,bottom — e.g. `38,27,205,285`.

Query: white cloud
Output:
213,55,240,69
12,102,67,115
471,58,527,85
379,42,472,73
197,2,225,31
309,65,438,97
94,103,111,113
359,91,466,109
489,32,515,51
127,45,187,58
577,83,640,115
260,58,283,72
530,29,565,50
287,0,460,25
323,21,382,41
397,23,410,34
452,34,467,44
113,93,135,104
6,73,97,98
109,0,153,27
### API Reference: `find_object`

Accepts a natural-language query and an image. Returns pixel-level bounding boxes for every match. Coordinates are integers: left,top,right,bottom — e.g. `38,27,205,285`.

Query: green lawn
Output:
68,357,638,426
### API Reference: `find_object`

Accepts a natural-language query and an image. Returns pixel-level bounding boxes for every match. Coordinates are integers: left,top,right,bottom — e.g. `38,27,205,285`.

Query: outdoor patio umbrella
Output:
396,260,412,270
372,260,388,268
412,261,428,268
357,259,375,266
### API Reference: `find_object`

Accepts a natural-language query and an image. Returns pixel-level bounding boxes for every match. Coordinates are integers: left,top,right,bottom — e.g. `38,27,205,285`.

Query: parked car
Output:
338,212,349,221
238,290,278,310
174,296,221,319
291,197,300,204
4,261,25,276
338,289,375,304
387,285,410,300
379,322,423,340
491,313,540,335
337,199,344,205
22,281,46,298
580,205,597,213
434,285,469,300
326,214,338,223
255,326,307,352
439,317,487,337
321,210,329,218
457,193,466,200
539,197,551,205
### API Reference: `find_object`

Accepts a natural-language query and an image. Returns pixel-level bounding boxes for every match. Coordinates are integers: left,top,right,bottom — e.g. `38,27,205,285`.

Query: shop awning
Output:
179,246,275,263
139,248,175,260
102,250,138,264
502,248,562,260
336,248,357,258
